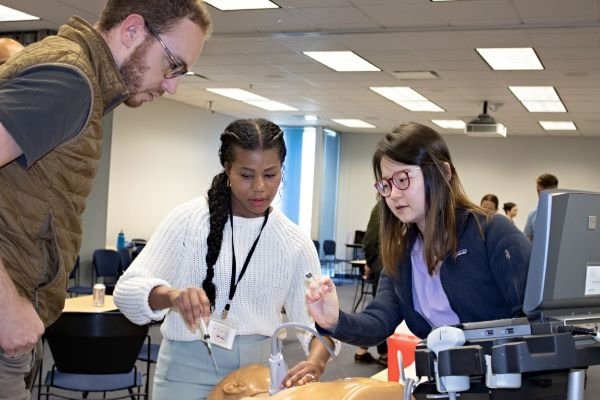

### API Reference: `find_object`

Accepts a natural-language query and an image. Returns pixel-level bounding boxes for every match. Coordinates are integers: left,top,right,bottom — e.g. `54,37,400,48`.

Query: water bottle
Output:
117,230,126,250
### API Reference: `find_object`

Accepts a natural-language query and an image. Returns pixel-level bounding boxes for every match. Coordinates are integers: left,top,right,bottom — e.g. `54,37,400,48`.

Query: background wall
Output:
97,99,600,260
78,115,114,282
336,133,600,258
106,98,233,246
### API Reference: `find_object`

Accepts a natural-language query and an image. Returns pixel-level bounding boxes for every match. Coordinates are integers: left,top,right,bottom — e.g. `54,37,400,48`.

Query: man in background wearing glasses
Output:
0,1,211,398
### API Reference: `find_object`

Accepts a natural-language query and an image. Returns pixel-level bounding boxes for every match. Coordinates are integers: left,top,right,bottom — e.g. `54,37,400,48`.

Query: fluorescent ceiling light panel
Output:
509,86,559,101
509,86,566,113
432,120,465,129
370,87,444,112
206,88,297,111
521,101,566,112
477,48,543,70
539,121,577,131
304,115,318,121
332,119,375,128
303,51,380,72
0,5,39,21
204,0,279,11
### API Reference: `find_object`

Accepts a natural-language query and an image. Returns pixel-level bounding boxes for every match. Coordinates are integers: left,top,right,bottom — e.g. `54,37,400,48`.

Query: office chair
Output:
118,248,133,273
130,239,147,261
67,256,93,296
351,230,366,260
92,249,121,295
352,272,375,313
321,240,347,283
38,312,150,400
137,320,163,371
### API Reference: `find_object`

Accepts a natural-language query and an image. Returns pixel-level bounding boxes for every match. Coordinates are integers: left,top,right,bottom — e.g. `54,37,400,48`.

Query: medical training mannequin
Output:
208,364,412,400
208,364,270,400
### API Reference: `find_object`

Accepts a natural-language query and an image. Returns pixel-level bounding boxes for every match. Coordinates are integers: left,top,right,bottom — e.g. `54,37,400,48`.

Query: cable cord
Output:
403,378,416,400
271,322,348,379
556,325,598,336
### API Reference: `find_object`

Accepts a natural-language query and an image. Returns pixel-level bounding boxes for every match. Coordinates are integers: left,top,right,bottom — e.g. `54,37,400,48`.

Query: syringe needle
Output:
198,318,219,372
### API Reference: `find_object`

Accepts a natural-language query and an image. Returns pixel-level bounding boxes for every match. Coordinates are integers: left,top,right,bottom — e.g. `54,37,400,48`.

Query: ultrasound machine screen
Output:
523,189,600,317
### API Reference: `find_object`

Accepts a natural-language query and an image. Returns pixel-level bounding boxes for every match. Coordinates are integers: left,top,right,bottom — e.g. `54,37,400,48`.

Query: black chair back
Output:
131,243,146,261
354,230,366,245
44,312,148,374
92,249,121,294
118,248,133,272
323,239,336,257
68,256,80,280
93,249,121,278
67,255,93,296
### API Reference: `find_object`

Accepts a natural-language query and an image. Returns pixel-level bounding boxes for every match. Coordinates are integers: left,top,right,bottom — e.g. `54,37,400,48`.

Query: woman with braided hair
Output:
114,118,335,400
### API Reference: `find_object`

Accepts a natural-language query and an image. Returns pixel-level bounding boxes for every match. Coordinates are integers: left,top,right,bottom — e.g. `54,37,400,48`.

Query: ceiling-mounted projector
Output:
465,101,507,137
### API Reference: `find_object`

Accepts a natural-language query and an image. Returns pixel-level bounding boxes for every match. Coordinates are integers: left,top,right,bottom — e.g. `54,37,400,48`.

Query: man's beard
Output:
120,40,152,108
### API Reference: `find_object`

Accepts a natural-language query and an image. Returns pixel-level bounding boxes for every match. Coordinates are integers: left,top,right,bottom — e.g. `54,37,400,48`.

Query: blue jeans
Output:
153,335,271,400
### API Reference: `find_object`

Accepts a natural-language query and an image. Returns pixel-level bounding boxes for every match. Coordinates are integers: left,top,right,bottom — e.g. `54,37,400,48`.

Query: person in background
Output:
0,2,211,398
523,173,558,241
480,193,499,214
114,119,337,400
306,123,531,347
354,202,388,366
0,38,24,65
503,202,518,224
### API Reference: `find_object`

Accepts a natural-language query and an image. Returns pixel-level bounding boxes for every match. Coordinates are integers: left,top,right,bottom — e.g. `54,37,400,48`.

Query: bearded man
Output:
0,2,211,398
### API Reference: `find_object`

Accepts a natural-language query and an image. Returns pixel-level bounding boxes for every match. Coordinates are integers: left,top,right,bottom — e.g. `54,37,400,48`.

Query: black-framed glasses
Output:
374,167,421,197
144,22,188,79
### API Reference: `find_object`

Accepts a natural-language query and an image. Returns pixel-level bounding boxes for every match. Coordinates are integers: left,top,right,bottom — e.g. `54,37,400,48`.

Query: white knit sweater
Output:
114,196,322,349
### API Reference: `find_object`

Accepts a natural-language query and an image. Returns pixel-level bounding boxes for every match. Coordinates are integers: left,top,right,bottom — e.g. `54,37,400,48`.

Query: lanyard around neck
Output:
221,207,270,319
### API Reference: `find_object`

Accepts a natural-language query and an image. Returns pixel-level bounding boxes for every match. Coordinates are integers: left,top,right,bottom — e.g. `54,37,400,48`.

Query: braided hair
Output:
203,118,286,310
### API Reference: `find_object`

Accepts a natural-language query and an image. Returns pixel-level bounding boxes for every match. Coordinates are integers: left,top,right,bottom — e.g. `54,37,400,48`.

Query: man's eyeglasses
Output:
144,22,188,79
374,167,421,197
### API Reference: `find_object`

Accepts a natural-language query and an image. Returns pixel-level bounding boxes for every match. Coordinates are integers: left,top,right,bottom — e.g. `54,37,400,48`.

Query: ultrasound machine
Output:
412,190,600,400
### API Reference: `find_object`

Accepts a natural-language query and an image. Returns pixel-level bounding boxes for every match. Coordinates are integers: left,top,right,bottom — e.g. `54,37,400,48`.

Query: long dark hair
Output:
203,118,286,310
372,123,484,276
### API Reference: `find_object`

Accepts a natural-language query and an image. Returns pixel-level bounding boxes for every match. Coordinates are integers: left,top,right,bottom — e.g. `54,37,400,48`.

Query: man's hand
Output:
0,295,44,358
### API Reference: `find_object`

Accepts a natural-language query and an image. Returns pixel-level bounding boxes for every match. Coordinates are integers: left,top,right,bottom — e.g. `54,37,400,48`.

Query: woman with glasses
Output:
306,122,531,342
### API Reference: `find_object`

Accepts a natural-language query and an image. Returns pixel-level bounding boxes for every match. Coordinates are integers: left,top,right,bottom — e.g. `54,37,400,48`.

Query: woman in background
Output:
480,193,499,214
503,202,518,223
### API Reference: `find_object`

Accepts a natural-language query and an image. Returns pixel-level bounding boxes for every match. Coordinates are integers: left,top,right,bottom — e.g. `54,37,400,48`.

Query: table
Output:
63,295,117,313
345,242,364,260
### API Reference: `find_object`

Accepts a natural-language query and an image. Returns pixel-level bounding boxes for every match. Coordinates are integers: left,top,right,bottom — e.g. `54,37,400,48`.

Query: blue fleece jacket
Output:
321,210,531,342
